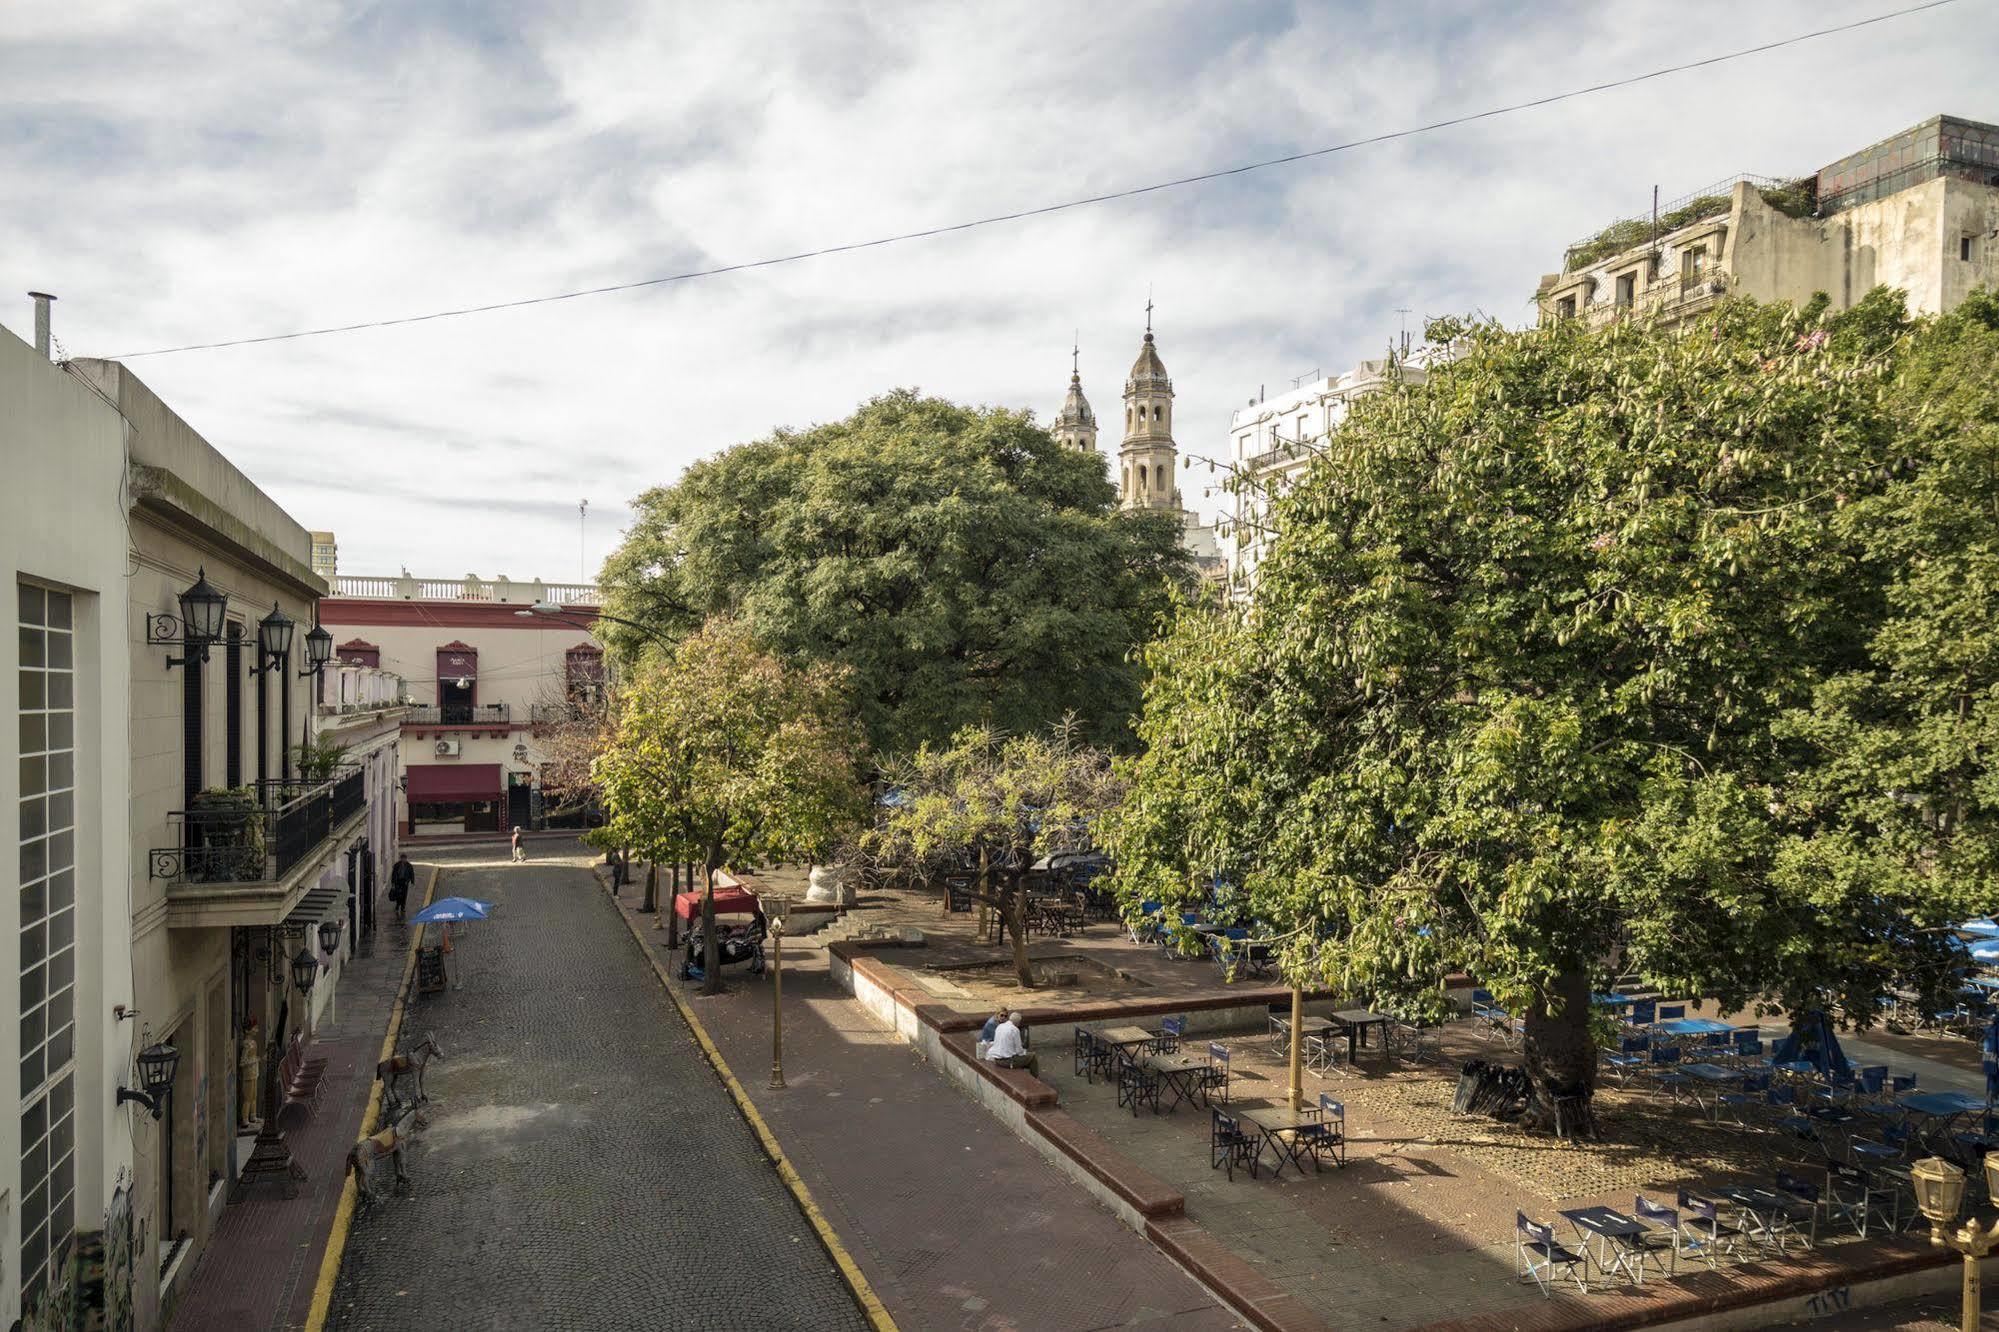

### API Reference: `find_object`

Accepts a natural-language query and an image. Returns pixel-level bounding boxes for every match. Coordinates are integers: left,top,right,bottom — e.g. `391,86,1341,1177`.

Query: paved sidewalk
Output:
610,871,1243,1331
328,851,869,1331
168,910,414,1331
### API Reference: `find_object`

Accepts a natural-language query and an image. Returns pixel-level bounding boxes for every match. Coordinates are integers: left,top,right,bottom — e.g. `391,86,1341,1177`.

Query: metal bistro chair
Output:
1304,1024,1347,1078
1649,1045,1691,1107
1625,998,1657,1029
1674,1189,1743,1268
1127,901,1164,945
1159,1015,1187,1053
1116,1046,1160,1117
1311,1093,1348,1168
1763,1169,1823,1251
1388,1016,1431,1064
1825,1160,1902,1238
1210,1108,1259,1181
1716,1072,1772,1127
1073,1025,1099,1082
1516,1212,1588,1295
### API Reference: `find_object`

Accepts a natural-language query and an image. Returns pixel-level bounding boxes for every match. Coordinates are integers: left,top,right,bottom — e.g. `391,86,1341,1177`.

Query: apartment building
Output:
320,575,603,837
1536,113,1999,329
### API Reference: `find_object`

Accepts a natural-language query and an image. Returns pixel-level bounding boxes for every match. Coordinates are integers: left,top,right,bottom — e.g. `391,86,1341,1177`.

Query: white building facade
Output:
1226,355,1431,589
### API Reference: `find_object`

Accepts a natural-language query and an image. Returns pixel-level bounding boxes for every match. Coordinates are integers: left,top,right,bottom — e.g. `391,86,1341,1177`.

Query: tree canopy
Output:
593,617,867,988
1105,290,1999,1133
598,390,1191,756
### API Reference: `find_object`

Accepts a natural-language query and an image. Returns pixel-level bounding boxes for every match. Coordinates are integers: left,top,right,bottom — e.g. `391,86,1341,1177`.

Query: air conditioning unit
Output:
434,738,461,757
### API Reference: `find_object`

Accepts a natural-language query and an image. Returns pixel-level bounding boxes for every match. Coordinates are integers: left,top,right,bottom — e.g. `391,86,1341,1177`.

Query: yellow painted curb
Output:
302,864,440,1332
609,875,899,1332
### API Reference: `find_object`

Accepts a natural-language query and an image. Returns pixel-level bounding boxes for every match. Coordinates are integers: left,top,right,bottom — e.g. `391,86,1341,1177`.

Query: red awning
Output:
672,884,762,921
406,762,501,803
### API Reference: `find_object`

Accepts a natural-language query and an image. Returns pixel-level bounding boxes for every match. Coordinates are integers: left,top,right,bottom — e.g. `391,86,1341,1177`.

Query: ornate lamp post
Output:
317,919,342,955
768,896,789,1090
146,567,229,667
1912,1154,1999,1332
254,603,295,787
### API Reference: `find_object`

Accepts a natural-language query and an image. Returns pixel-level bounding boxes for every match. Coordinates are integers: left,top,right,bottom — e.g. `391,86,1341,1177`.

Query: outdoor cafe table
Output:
1899,1090,1991,1149
1558,1206,1653,1285
1237,1102,1324,1179
1142,1051,1213,1112
1676,1062,1743,1120
1656,1017,1735,1037
1329,1009,1393,1066
1723,1186,1811,1255
1099,1024,1170,1056
1268,1013,1334,1055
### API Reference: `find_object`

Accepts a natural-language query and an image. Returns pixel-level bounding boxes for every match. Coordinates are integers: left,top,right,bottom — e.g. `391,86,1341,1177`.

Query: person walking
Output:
389,852,415,921
511,828,526,863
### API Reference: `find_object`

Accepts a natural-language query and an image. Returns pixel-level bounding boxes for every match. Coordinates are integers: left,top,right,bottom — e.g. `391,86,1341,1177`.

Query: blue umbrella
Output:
1961,919,1999,939
1971,939,1999,964
1771,1010,1851,1077
411,896,493,924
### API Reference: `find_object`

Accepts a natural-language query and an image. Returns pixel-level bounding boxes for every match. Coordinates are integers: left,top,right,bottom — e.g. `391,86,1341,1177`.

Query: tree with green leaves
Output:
594,617,867,992
1107,290,1999,1137
868,721,1123,988
597,390,1190,756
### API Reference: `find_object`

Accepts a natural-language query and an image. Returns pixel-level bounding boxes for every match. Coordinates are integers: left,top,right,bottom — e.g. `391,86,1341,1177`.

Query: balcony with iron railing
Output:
405,703,512,726
317,664,409,717
151,769,367,921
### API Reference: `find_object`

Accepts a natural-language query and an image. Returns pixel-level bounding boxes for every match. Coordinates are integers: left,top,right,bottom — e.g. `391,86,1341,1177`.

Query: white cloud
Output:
2,0,1993,578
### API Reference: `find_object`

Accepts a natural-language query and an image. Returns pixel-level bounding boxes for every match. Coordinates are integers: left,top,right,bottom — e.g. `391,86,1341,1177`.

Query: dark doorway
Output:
507,778,532,831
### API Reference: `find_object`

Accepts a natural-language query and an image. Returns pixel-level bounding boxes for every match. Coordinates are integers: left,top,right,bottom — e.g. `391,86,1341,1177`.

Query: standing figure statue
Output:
238,1017,262,1128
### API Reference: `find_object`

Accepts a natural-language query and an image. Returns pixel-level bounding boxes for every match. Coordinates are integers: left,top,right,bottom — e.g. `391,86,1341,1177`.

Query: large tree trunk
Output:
640,861,657,913
1006,871,1032,988
699,854,724,995
1520,967,1600,1140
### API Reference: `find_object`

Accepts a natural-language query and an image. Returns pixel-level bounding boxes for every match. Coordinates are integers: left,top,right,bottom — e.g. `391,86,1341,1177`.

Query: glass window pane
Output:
21,1050,41,1097
45,632,69,670
19,755,44,797
45,592,69,630
48,831,71,875
47,871,70,912
19,669,43,710
18,583,45,625
46,752,70,792
21,1095,45,1146
45,950,70,995
45,712,69,750
45,982,69,1034
19,837,44,884
44,1024,70,1070
20,797,45,840
20,878,45,926
19,711,45,753
47,908,71,954
47,791,71,834
18,627,43,668
20,1006,44,1053
20,964,43,1012
20,922,43,968
45,673,70,710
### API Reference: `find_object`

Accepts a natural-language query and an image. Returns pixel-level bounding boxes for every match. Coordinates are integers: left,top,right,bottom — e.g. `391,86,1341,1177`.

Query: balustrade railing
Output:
406,703,511,726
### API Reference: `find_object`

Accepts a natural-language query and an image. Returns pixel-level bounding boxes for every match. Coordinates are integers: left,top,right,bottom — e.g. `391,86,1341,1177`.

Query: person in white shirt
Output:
987,1011,1038,1077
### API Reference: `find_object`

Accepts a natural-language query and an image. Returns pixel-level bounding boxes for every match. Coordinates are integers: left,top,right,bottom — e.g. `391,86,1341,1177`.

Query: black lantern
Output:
302,620,333,676
257,602,296,667
116,1040,180,1119
290,945,320,994
147,567,230,667
317,919,342,953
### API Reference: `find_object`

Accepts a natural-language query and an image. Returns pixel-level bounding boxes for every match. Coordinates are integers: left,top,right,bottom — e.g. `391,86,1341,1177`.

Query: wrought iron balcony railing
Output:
405,703,511,726
149,768,366,885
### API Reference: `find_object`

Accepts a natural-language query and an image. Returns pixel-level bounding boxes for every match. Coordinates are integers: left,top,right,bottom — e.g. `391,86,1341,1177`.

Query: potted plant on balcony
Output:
187,786,265,883
293,733,353,783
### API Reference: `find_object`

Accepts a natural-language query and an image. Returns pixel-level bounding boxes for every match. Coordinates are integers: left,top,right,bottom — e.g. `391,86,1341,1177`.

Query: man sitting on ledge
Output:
987,1011,1038,1078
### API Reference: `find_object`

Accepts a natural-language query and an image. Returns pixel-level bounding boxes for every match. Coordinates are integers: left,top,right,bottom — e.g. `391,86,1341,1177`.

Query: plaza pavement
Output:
325,848,871,1331
606,864,1246,1331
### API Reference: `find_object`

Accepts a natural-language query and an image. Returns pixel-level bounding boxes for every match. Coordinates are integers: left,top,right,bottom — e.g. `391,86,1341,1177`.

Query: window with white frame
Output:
17,581,77,1307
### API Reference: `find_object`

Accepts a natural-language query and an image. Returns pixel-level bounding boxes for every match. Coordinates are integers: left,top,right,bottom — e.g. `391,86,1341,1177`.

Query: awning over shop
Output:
406,762,501,804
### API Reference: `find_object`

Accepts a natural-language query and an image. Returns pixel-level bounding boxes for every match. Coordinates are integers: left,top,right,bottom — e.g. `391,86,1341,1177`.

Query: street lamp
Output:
317,919,342,954
302,620,333,676
1912,1154,1999,1332
116,1040,181,1119
767,896,789,1090
255,602,296,664
290,945,320,995
515,600,669,649
146,567,229,667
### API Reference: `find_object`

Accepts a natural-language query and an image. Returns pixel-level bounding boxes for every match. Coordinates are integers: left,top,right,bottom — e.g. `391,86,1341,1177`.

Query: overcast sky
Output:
4,1,1993,582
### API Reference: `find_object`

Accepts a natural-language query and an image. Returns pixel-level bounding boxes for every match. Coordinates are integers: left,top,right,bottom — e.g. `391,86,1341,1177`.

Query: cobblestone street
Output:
327,849,869,1331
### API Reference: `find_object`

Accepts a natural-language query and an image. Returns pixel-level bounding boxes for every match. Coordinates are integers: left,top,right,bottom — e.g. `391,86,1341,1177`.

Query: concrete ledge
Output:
1027,1107,1183,1222
1147,1217,1328,1332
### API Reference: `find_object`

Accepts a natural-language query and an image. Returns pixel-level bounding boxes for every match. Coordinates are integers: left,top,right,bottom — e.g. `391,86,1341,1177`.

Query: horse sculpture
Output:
376,1033,443,1103
346,1100,427,1202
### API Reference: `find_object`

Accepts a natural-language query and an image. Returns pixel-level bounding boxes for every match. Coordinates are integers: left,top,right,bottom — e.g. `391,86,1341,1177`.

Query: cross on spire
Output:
1072,331,1079,377
1145,291,1153,333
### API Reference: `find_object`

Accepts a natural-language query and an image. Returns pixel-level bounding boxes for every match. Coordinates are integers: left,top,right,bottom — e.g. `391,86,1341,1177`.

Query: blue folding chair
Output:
1210,1108,1258,1180
1674,1189,1743,1268
1311,1093,1347,1167
1160,1015,1186,1051
1204,1042,1232,1104
1516,1212,1588,1295
1604,1034,1651,1087
1716,1073,1771,1126
1630,1196,1681,1277
1650,1045,1690,1105
1626,998,1657,1028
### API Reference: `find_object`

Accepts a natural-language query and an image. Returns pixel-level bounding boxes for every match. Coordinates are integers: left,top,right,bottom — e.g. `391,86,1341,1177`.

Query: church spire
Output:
1052,335,1097,452
1120,306,1176,511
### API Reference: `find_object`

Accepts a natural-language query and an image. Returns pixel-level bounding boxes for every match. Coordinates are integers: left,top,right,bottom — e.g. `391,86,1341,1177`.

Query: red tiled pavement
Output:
167,914,413,1332
608,871,1248,1331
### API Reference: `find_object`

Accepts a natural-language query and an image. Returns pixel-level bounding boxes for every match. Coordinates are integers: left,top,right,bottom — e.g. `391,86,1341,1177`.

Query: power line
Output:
109,0,1959,360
